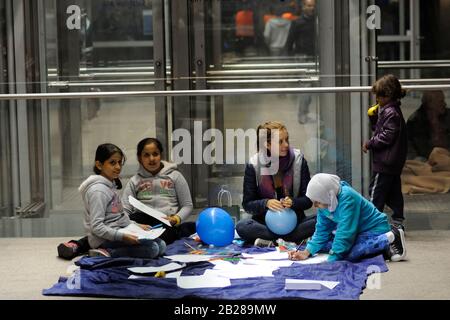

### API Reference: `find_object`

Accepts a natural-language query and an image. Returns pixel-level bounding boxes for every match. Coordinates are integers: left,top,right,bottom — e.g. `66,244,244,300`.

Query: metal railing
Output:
3,84,450,101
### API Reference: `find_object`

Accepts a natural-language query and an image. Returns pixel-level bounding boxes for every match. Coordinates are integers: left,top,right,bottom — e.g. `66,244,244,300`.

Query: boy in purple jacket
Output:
363,74,407,231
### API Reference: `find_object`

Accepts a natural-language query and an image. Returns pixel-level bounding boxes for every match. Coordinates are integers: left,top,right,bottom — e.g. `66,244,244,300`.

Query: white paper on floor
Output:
240,259,294,268
242,250,288,260
164,254,216,263
292,253,329,265
204,266,276,279
177,274,231,289
128,262,185,274
285,278,340,290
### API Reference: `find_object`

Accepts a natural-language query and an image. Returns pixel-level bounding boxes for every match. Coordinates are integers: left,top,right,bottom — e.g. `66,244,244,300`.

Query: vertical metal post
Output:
191,0,210,206
318,0,337,174
11,0,31,208
153,0,168,153
56,0,83,187
37,0,51,209
409,0,421,79
170,0,194,195
349,0,363,192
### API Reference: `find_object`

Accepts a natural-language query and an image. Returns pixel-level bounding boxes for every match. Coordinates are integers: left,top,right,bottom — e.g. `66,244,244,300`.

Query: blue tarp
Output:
43,239,388,300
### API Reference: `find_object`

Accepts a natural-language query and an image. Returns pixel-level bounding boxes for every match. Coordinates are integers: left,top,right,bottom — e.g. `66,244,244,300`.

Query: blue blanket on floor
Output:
43,239,388,300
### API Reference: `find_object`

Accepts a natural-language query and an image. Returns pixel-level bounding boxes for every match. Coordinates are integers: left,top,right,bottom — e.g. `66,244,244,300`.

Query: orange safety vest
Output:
235,10,254,37
281,12,298,21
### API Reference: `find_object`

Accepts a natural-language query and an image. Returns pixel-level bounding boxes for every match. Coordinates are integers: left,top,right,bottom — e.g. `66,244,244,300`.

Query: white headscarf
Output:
306,173,341,212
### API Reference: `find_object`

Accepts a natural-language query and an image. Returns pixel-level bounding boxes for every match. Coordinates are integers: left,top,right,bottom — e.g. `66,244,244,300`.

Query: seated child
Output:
288,173,407,262
79,143,166,258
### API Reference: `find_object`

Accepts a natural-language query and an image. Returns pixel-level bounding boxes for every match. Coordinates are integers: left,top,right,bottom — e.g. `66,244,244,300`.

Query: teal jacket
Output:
305,181,391,262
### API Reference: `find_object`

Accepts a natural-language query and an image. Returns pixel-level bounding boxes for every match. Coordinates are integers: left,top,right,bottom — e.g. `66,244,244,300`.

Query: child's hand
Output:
362,141,369,153
138,224,151,231
164,215,180,226
288,249,310,261
122,233,139,245
281,197,293,209
266,199,284,211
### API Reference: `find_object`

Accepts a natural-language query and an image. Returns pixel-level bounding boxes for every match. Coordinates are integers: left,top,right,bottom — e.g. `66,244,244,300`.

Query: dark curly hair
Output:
372,74,406,101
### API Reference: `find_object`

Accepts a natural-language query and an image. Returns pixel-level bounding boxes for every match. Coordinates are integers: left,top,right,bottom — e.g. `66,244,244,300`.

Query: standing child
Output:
80,143,166,258
288,173,407,262
121,138,196,245
363,74,407,230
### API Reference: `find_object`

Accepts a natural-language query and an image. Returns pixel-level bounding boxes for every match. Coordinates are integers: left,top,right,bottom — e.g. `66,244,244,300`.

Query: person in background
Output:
263,8,292,56
407,90,450,161
284,0,316,56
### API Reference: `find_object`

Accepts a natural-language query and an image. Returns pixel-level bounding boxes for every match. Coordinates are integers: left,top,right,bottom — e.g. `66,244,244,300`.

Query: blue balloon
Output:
265,208,298,235
196,207,235,247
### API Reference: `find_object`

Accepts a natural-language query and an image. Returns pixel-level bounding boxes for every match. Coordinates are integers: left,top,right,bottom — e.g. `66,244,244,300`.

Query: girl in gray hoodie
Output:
79,143,166,258
122,138,195,245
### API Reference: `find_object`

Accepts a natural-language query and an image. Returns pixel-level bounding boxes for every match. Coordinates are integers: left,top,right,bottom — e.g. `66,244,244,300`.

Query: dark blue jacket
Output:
242,156,312,224
367,101,407,175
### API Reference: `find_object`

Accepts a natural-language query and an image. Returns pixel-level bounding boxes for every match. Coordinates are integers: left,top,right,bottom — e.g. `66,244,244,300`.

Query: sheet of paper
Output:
118,223,165,240
128,195,171,226
242,250,289,260
166,271,182,279
285,278,340,290
128,262,185,274
292,253,329,265
239,259,293,268
204,266,276,279
177,275,231,289
165,254,216,263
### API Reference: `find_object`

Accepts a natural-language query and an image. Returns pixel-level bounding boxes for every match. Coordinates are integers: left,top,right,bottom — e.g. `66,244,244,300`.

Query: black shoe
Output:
57,241,80,260
389,227,407,262
392,221,405,232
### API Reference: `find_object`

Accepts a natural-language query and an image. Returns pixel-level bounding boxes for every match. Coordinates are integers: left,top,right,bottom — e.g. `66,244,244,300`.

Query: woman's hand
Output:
266,199,284,211
288,249,310,261
281,197,293,208
122,233,140,245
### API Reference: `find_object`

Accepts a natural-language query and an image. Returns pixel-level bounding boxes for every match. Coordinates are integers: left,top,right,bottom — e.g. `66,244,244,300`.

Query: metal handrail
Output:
3,84,450,101
45,77,448,88
45,60,450,79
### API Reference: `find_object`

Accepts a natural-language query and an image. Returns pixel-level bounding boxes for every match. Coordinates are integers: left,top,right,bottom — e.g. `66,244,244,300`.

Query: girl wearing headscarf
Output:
288,173,407,262
236,121,316,246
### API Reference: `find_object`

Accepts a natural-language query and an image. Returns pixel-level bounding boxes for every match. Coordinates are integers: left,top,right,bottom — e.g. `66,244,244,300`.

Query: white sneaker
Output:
254,238,275,248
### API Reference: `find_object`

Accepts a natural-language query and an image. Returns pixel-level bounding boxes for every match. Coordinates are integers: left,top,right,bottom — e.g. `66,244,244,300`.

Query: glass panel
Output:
48,97,157,212
0,0,11,218
205,93,322,212
43,0,164,215
205,0,319,86
401,89,450,229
